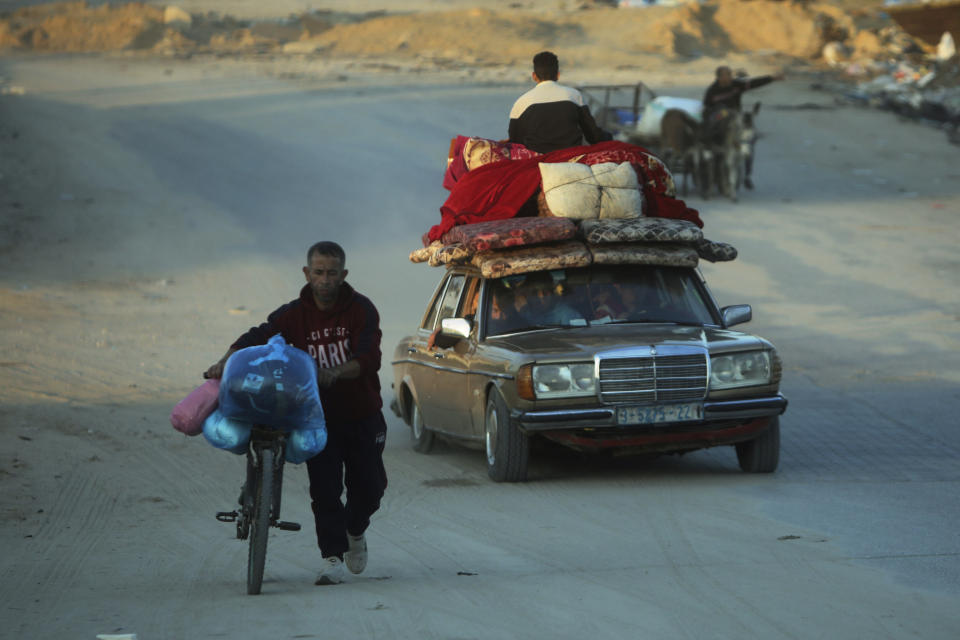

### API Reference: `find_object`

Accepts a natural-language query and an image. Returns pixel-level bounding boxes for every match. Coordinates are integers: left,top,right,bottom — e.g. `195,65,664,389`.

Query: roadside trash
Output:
823,41,851,66
170,378,219,436
937,32,956,61
202,409,252,454
218,334,326,432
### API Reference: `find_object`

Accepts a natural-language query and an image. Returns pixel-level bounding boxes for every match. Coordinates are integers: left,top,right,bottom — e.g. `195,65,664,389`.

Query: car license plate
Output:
616,403,702,426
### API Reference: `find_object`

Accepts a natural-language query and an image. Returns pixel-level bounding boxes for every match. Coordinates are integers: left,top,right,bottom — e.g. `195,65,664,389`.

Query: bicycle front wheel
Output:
247,446,274,595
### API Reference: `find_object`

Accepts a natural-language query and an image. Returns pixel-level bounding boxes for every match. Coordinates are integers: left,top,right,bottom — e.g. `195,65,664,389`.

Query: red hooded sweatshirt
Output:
230,282,382,423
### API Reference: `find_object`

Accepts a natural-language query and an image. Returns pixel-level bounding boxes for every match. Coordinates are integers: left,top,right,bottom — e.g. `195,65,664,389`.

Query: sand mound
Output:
0,0,923,67
629,0,858,59
0,1,165,52
304,8,584,64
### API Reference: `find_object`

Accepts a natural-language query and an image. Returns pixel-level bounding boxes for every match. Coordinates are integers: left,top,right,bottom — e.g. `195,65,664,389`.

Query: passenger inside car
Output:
486,266,717,335
591,283,627,321
588,272,681,323
522,272,586,327
487,287,524,335
487,271,585,334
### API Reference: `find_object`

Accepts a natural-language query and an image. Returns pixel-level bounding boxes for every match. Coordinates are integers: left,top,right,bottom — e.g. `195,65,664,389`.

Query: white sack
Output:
539,162,600,219
634,96,704,138
540,162,643,220
591,162,644,219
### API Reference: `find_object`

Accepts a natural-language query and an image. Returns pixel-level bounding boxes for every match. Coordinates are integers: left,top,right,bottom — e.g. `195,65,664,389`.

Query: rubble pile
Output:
816,3,960,127
846,46,960,126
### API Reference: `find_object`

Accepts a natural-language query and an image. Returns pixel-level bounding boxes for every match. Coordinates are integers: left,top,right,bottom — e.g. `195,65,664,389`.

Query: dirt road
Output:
1,52,959,639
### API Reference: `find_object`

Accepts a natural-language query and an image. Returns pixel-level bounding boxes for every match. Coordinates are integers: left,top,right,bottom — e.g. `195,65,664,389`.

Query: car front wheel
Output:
736,416,780,473
410,401,435,454
485,390,528,482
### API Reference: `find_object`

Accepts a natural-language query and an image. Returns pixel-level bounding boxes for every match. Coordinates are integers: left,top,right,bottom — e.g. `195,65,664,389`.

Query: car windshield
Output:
484,265,716,336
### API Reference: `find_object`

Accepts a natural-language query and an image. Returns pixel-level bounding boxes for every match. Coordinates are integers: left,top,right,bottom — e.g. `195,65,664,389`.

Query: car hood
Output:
484,324,767,360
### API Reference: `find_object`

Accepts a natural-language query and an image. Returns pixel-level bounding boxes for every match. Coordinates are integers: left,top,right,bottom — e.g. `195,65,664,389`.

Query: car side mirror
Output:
440,317,471,339
721,304,752,327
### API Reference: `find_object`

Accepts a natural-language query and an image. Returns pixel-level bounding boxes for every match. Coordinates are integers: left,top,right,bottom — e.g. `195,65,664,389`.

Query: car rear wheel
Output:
410,401,435,454
736,416,780,473
485,390,528,482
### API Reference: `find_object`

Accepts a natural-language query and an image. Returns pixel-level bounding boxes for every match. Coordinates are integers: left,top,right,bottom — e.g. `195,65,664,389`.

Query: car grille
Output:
598,353,707,404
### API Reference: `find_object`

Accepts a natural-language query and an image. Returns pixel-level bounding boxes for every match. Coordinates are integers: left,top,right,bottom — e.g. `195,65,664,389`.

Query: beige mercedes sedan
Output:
391,263,787,482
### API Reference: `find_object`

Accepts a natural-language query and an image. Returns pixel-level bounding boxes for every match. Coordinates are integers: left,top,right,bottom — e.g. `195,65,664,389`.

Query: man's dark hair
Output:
307,241,346,267
715,65,731,78
533,51,559,81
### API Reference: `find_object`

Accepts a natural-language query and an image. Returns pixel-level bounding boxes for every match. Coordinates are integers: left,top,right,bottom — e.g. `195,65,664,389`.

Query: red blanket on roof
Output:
427,141,702,244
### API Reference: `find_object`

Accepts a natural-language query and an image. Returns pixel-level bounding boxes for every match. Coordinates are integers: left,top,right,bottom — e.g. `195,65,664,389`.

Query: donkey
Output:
700,108,742,201
699,102,761,201
658,108,703,198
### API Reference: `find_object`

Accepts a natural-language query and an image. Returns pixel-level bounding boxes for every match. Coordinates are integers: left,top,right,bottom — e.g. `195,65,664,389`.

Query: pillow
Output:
588,242,699,268
464,137,510,170
591,162,644,220
539,162,643,220
580,217,703,244
462,137,540,171
472,241,592,279
539,162,599,219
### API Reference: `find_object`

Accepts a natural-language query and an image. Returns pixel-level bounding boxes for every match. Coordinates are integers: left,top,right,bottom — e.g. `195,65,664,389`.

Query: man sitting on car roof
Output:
508,51,612,154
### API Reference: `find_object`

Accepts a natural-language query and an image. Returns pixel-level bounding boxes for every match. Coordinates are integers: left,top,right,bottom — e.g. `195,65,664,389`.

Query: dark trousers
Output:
306,411,387,559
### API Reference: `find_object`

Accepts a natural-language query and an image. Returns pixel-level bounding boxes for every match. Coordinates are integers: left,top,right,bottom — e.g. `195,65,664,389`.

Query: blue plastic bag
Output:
202,409,252,455
219,335,326,434
285,427,328,464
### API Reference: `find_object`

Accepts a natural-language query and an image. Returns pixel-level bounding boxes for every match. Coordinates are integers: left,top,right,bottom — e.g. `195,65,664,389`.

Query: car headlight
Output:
531,363,596,399
710,351,772,390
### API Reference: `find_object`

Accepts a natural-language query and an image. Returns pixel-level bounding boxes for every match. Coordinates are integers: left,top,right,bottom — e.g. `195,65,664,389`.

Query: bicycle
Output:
216,425,301,595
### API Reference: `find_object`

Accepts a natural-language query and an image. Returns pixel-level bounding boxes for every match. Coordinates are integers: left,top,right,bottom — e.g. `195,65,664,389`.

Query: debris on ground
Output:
809,2,960,134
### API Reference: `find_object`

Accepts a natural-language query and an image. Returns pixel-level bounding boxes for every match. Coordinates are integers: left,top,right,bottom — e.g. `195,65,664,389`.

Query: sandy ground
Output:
1,2,959,637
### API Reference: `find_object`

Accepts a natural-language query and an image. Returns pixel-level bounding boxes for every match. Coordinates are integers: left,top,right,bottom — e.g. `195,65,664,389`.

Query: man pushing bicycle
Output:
206,241,387,586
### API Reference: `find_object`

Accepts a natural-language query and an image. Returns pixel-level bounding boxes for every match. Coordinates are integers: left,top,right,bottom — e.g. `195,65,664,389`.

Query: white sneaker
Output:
315,556,345,585
344,533,367,575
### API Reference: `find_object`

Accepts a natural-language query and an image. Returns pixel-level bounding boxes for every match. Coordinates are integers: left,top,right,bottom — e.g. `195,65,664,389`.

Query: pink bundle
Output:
170,378,220,436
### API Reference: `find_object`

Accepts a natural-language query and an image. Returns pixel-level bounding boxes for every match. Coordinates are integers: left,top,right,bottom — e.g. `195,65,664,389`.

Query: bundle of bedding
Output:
580,218,737,264
427,140,701,245
473,240,593,279
410,216,737,275
416,140,735,277
537,162,644,220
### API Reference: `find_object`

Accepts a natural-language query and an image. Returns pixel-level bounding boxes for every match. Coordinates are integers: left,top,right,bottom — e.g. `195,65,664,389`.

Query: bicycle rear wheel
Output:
247,446,274,595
